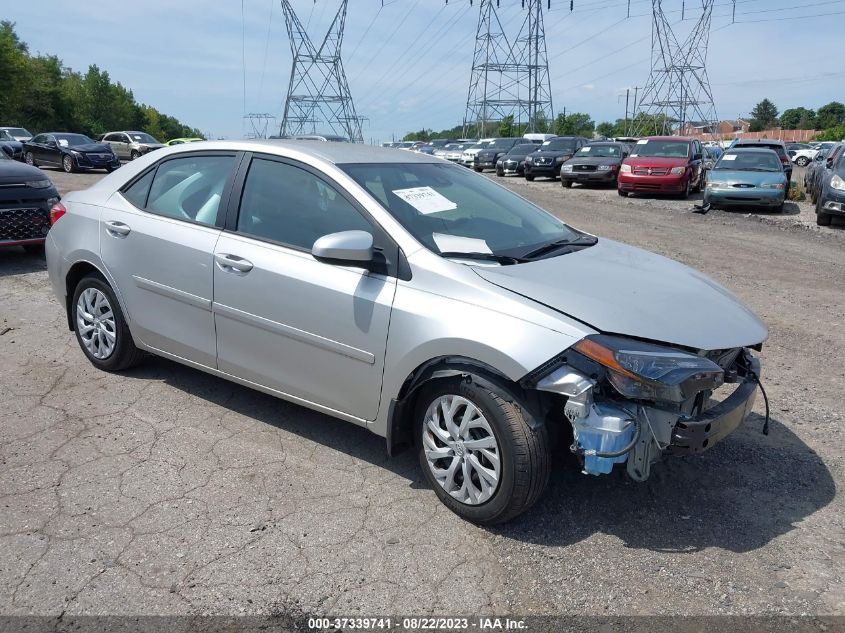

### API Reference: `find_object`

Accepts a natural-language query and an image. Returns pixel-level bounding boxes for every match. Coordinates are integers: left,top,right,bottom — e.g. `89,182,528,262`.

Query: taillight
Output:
780,156,789,164
49,201,66,225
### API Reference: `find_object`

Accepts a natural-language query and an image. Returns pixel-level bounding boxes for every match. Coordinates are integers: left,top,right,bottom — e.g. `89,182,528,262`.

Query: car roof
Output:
168,139,442,165
642,136,694,142
734,139,786,146
725,147,778,153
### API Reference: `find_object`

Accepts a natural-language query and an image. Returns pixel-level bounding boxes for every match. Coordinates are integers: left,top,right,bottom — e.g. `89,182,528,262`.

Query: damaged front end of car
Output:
525,335,763,481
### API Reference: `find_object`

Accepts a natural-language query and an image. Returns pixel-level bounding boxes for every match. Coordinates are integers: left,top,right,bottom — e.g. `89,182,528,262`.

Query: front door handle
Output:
105,221,131,237
214,253,253,274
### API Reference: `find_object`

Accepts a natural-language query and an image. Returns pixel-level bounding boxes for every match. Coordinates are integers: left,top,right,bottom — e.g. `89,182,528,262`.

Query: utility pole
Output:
631,0,718,138
280,0,364,143
463,0,554,137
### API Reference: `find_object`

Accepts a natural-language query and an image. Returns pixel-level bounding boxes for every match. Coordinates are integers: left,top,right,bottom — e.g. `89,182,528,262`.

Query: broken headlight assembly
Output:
572,335,724,403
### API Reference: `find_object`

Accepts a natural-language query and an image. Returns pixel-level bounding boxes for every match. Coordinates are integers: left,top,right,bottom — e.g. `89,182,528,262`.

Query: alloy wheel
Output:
76,287,117,360
63,155,74,173
421,394,501,505
25,152,34,166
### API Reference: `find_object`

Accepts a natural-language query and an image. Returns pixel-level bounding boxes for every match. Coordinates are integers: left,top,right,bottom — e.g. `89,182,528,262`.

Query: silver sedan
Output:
46,140,768,524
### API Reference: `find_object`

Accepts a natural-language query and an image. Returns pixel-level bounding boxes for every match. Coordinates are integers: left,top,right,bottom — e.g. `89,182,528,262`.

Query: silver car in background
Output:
101,130,165,161
46,140,768,524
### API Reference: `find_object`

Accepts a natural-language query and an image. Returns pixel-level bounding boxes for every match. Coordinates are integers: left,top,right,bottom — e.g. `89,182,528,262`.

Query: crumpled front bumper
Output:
667,354,760,454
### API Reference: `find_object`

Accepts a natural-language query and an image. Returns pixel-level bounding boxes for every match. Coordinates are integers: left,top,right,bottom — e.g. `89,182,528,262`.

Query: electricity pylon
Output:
631,0,718,137
463,0,554,138
280,0,364,143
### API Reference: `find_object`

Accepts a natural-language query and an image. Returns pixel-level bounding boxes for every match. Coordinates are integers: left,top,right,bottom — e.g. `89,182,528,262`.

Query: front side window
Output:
145,155,234,224
236,158,372,250
342,162,579,257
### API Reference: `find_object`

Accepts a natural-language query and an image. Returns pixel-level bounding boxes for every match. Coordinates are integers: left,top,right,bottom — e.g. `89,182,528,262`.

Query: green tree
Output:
749,98,779,131
498,115,514,138
816,101,845,130
596,121,615,138
554,112,594,137
780,107,816,130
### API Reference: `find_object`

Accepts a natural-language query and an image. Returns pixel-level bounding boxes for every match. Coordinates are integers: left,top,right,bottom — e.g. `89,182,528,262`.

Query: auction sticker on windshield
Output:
392,186,457,214
432,233,492,254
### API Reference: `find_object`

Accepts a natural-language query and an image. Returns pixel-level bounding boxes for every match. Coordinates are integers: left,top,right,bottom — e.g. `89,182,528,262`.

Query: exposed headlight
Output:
620,164,632,173
70,150,82,156
555,156,567,163
597,165,612,171
496,159,503,165
561,164,573,172
525,156,533,163
832,174,845,191
573,335,724,403
670,166,686,175
762,183,785,190
26,179,52,189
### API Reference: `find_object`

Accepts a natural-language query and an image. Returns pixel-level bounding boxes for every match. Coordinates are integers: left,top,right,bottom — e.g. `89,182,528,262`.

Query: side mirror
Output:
693,153,703,161
312,230,374,268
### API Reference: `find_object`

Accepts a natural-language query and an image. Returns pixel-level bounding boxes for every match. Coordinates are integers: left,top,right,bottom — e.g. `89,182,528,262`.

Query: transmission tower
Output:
463,0,554,138
630,0,718,137
280,0,364,143
244,113,276,139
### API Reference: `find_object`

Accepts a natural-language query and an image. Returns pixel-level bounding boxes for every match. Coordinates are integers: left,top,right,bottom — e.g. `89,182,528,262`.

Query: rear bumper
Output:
618,172,686,193
668,355,760,455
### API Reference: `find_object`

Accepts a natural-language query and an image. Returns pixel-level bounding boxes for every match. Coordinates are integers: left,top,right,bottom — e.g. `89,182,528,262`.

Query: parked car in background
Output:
815,149,845,226
0,126,33,142
0,129,24,160
0,147,60,253
415,145,437,155
618,136,706,198
704,148,788,212
460,139,494,167
442,143,471,163
523,136,587,181
395,141,418,150
560,141,631,188
730,139,792,185
427,139,457,149
522,133,556,144
24,133,120,173
809,142,845,204
165,137,204,146
101,131,165,161
805,149,830,201
293,134,349,142
45,140,768,524
791,147,819,167
496,143,539,177
473,137,521,172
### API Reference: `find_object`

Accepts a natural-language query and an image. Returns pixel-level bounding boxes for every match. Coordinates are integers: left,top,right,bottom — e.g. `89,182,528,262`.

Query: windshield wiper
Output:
438,251,525,265
520,235,598,260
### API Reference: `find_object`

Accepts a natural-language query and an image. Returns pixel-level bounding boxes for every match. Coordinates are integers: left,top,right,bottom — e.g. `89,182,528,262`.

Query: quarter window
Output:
122,170,155,208
236,158,372,250
144,155,234,224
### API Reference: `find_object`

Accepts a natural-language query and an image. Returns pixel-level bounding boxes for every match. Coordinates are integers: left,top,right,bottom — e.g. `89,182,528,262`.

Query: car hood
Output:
0,160,50,183
472,238,768,351
625,156,688,167
565,156,621,165
709,169,786,184
139,143,165,150
69,143,112,153
533,149,576,158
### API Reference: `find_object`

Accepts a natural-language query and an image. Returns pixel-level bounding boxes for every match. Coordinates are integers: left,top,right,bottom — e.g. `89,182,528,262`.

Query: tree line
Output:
0,21,203,142
404,99,845,143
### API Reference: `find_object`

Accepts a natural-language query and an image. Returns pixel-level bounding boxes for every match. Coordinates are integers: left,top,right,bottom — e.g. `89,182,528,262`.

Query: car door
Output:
212,154,398,422
100,151,239,367
113,133,130,160
103,133,119,158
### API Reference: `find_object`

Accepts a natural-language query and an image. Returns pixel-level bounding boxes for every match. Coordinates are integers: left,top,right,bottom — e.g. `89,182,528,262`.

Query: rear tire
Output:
71,273,145,372
415,378,551,525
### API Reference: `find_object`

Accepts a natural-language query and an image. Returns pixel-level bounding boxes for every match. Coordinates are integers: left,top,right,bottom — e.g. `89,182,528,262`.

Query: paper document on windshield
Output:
392,186,457,215
722,154,737,160
432,233,493,255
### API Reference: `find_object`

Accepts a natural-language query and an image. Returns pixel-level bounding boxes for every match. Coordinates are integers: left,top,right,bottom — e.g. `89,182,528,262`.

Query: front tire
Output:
71,274,145,372
62,155,75,173
525,175,535,182
561,179,572,188
816,211,832,226
415,379,550,525
25,152,37,167
618,189,629,197
130,150,141,161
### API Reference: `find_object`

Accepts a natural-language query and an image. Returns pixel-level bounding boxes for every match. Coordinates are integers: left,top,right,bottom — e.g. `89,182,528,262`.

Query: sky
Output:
6,0,845,143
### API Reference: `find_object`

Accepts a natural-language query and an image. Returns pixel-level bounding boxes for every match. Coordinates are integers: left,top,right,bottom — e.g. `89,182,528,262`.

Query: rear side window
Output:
236,158,372,250
122,170,155,208
145,155,234,225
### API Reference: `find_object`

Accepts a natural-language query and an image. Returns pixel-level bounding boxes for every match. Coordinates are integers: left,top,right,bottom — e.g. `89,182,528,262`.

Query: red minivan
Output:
617,136,706,198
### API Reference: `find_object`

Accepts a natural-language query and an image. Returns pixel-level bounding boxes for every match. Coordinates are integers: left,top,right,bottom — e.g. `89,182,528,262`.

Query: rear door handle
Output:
105,221,131,237
214,253,253,274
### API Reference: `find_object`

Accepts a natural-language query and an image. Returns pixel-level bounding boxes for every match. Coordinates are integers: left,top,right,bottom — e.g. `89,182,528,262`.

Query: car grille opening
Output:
0,207,51,242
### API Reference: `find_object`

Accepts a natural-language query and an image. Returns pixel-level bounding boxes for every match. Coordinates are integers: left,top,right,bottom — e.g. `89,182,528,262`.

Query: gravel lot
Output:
1,164,843,620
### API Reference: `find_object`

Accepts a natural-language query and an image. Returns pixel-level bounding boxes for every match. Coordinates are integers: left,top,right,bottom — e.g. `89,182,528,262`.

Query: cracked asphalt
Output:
0,166,843,619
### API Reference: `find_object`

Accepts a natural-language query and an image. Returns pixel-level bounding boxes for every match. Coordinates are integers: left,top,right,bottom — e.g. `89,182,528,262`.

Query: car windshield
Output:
341,162,579,258
737,143,784,156
631,140,690,158
541,139,577,152
488,138,515,149
129,132,159,143
507,144,537,155
577,144,621,158
6,128,31,137
54,134,94,147
715,151,782,172
467,143,488,150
